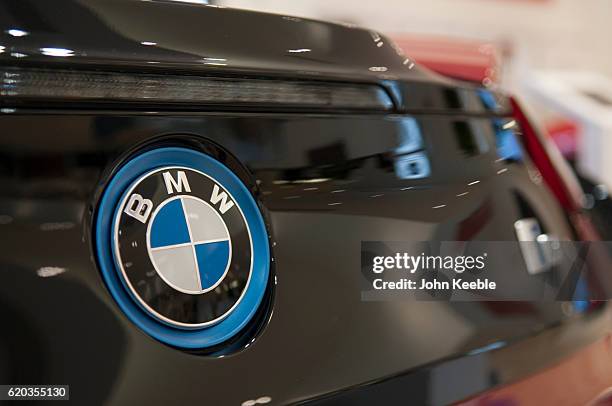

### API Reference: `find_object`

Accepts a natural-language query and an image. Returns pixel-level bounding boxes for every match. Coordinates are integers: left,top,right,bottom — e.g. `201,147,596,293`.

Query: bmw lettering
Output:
3,1,610,403
94,146,271,349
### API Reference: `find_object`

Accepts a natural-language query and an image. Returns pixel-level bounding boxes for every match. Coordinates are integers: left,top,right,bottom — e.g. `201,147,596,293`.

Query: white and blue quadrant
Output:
148,196,230,294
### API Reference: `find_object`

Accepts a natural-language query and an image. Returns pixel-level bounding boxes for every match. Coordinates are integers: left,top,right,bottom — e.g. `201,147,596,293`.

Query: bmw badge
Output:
94,146,271,349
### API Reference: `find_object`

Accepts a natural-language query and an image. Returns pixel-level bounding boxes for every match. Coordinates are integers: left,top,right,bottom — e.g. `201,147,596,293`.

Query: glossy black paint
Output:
0,0,428,81
0,110,606,405
0,0,507,115
0,1,608,405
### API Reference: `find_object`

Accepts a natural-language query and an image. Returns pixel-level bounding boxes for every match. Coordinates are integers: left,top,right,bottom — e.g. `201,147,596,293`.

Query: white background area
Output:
218,0,612,87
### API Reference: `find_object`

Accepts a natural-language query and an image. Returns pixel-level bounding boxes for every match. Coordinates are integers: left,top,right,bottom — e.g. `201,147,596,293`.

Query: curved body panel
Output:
0,1,609,405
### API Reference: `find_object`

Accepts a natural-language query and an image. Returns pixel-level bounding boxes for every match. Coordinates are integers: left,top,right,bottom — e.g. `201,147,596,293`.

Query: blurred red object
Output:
392,34,501,84
545,117,579,159
454,335,612,406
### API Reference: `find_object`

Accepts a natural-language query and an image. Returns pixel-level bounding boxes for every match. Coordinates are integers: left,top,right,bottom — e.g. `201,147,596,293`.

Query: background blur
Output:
217,0,612,84
211,0,612,229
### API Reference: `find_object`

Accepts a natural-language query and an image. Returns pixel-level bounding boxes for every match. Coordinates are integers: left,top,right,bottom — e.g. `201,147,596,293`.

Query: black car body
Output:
1,1,611,405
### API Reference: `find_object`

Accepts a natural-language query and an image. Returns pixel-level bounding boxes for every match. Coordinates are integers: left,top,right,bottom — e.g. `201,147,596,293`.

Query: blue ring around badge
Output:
94,146,270,349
